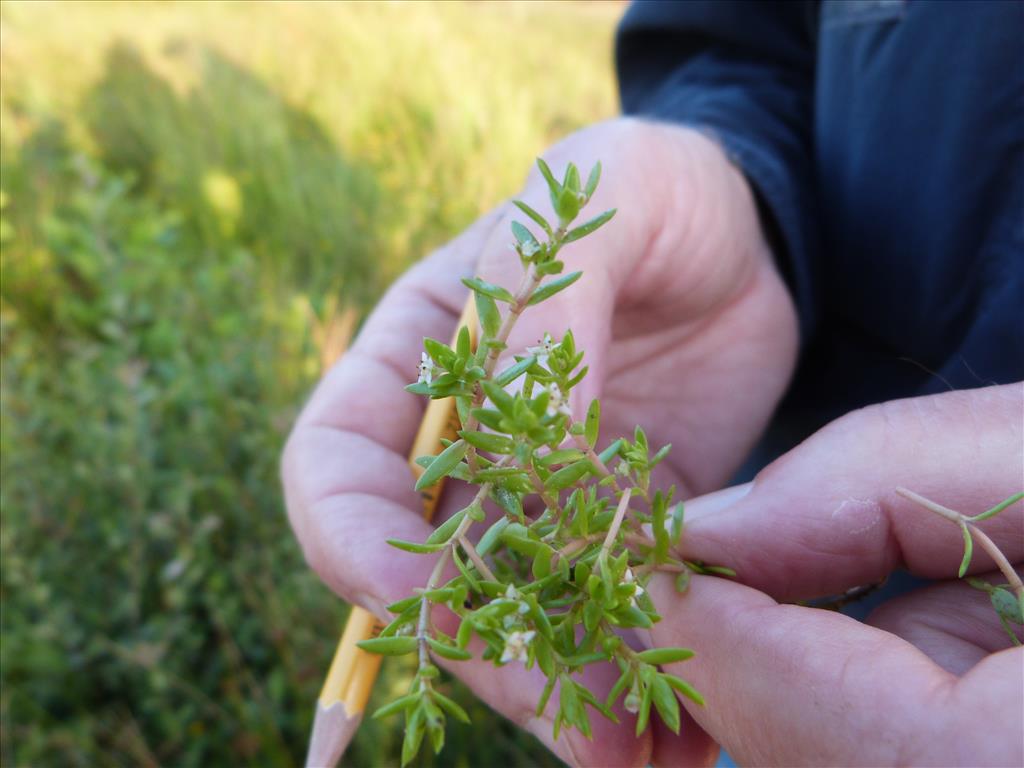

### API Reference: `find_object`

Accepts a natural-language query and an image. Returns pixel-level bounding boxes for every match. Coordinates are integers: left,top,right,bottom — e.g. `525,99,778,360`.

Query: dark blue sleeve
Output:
616,0,819,341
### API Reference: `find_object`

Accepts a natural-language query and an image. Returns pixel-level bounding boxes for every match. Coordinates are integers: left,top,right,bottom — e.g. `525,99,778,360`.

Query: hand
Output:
282,117,798,766
643,384,1023,766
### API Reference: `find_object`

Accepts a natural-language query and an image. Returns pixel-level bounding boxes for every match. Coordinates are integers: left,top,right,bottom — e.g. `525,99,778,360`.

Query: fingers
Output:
649,709,719,768
865,571,1023,674
680,384,1024,601
644,572,1024,767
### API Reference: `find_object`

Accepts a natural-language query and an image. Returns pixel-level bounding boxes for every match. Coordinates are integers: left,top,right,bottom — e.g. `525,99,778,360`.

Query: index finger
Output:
644,572,1023,767
679,385,1023,602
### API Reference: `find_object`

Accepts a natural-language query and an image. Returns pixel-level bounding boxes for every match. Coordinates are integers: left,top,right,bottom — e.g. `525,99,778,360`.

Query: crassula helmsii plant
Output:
356,158,725,764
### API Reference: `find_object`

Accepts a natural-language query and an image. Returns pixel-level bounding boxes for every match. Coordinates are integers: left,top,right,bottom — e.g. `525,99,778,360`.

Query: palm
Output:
284,118,799,767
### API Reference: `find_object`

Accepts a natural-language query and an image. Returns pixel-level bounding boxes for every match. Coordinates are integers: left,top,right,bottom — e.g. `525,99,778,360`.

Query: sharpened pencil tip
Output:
306,701,362,768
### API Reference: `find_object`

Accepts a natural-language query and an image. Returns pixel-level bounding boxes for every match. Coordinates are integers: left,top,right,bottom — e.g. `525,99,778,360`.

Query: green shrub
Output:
0,2,617,764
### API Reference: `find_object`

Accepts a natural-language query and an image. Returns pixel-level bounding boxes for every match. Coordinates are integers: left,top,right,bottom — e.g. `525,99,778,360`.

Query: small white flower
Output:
623,683,641,714
500,630,536,664
525,333,556,366
521,239,541,258
417,352,433,385
543,383,570,418
504,584,520,601
624,568,645,606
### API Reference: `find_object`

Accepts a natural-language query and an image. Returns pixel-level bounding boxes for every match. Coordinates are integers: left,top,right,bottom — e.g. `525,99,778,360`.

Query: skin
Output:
282,118,1023,766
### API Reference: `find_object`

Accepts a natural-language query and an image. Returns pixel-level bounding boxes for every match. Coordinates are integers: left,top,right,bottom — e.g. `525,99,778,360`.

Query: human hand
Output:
282,117,797,766
642,384,1023,766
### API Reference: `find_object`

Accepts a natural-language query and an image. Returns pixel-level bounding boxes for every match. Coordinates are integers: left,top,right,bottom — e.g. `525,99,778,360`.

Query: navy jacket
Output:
617,0,1023,460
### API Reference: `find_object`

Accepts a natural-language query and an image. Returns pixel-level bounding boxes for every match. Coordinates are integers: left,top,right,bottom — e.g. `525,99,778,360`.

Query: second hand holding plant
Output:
357,158,725,764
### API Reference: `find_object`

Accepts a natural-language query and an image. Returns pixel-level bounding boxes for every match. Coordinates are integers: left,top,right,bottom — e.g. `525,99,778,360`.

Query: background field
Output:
0,1,620,764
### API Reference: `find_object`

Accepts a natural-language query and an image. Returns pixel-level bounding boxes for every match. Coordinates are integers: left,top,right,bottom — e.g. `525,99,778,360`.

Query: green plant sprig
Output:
358,158,725,764
896,487,1024,645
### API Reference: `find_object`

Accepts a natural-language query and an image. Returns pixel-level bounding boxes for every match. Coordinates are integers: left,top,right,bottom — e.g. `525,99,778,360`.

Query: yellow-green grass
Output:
0,1,619,765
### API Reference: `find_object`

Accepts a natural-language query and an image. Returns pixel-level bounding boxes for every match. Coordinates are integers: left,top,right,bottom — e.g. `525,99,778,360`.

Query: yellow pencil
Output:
305,296,478,768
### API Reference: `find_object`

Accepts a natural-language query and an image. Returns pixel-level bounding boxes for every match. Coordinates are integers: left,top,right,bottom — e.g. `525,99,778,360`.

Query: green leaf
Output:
495,355,537,387
387,538,447,554
372,693,420,720
456,616,474,649
563,162,581,194
536,157,562,211
401,705,425,766
669,502,685,546
969,491,1024,522
650,443,672,468
452,547,481,592
554,186,582,223
475,291,501,337
564,208,616,243
537,674,557,716
559,674,583,731
424,507,468,546
432,690,472,724
461,276,515,304
585,398,600,449
511,220,540,251
527,270,582,306
544,459,595,491
356,636,418,656
662,674,705,706
598,438,623,464
491,487,523,522
606,668,632,710
501,524,541,556
539,449,585,467
532,546,552,579
584,161,602,199
386,595,422,614
651,675,681,734
990,586,1024,625
535,258,564,276
635,679,652,737
456,325,471,358
459,429,514,454
414,439,469,491
481,380,515,416
423,337,456,368
426,636,472,661
958,522,973,577
513,199,553,236
470,407,505,431
635,648,695,665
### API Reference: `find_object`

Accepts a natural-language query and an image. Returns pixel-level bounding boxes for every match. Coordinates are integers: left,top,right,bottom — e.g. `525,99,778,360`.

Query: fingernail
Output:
526,716,583,767
686,482,753,521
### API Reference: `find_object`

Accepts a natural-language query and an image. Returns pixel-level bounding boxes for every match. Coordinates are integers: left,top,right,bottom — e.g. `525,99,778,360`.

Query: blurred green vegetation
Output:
0,1,618,765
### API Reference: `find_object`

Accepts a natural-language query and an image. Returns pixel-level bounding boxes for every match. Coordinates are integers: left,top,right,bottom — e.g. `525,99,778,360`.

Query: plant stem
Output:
459,535,498,582
967,523,1024,596
601,488,633,558
896,486,1023,597
415,481,494,669
895,487,961,523
464,263,542,456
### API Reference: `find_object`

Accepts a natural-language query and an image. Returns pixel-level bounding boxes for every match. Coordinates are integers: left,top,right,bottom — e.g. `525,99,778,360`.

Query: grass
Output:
0,1,619,765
